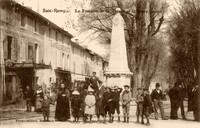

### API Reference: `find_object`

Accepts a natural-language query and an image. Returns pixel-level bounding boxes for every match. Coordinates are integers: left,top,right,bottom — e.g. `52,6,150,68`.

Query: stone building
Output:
0,0,106,106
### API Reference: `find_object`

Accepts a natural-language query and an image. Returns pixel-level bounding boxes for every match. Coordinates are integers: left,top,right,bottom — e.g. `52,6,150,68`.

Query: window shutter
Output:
3,38,8,60
13,38,18,61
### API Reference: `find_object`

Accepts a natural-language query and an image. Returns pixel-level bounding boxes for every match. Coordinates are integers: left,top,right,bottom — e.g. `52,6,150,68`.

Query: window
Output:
81,64,84,74
49,77,52,84
56,32,58,41
34,20,39,33
72,46,75,54
21,13,27,27
67,55,70,70
62,35,64,44
20,38,26,61
91,55,94,61
62,53,65,69
28,43,33,59
49,28,51,38
7,36,13,59
73,61,76,73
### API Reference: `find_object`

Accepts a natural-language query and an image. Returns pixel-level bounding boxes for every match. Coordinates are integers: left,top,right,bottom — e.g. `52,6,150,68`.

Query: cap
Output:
143,88,149,91
124,85,129,88
114,85,118,89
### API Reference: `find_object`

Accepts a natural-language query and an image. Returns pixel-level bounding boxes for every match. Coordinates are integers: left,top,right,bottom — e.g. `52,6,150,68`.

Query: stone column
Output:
105,8,132,88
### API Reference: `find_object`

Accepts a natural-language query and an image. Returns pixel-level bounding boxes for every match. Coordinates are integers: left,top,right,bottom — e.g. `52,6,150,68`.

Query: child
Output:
84,87,96,123
136,88,144,124
42,95,54,122
121,85,132,123
113,85,123,122
143,89,154,126
102,86,111,123
71,90,82,122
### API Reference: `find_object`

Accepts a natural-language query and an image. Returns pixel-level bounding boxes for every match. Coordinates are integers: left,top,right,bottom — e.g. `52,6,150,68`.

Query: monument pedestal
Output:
106,73,132,88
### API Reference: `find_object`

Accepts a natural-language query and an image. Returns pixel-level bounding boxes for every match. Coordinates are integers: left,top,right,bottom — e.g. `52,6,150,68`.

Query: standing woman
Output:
35,86,44,112
55,83,71,121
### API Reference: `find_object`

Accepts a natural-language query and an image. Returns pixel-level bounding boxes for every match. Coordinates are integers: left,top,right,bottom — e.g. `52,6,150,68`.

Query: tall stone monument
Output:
105,8,132,89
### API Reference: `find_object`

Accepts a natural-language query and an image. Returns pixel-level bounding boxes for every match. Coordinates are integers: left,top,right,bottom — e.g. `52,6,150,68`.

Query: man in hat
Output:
113,85,123,121
191,84,200,121
136,88,144,123
143,88,153,126
121,85,132,123
151,83,168,120
169,81,182,120
178,83,187,120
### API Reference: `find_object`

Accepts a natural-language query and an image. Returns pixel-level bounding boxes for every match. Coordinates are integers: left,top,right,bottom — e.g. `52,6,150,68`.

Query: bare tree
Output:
77,0,168,89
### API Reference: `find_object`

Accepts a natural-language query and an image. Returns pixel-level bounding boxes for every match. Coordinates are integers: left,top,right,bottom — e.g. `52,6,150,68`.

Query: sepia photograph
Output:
0,0,200,128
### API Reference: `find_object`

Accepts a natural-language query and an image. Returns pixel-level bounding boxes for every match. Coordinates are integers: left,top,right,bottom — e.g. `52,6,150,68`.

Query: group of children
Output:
71,85,124,123
28,84,154,125
70,85,154,126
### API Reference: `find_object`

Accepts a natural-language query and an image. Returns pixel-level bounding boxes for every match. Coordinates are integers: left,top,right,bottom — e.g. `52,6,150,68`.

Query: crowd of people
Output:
15,72,200,125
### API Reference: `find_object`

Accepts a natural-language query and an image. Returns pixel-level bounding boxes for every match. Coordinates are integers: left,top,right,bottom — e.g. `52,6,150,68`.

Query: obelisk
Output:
105,8,132,89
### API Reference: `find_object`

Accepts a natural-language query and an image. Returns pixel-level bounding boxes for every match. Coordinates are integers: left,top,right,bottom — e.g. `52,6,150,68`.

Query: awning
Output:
54,69,70,74
7,63,51,69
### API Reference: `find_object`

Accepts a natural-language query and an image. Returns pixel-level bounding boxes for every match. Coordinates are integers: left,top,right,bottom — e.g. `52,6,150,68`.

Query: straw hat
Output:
72,90,80,95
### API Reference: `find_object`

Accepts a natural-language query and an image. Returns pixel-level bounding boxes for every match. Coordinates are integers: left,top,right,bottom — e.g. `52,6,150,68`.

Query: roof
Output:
1,0,73,38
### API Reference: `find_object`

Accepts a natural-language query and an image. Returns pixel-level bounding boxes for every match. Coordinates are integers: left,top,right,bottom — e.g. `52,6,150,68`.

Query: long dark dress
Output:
55,88,70,121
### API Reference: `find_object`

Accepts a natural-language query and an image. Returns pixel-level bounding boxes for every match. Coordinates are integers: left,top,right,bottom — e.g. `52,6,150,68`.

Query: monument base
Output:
105,73,132,89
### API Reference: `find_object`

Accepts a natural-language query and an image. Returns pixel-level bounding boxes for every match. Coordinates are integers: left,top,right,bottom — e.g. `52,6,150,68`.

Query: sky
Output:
15,0,181,56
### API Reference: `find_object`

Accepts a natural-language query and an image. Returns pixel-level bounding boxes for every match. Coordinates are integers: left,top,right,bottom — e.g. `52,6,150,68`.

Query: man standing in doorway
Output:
151,83,168,120
24,86,33,112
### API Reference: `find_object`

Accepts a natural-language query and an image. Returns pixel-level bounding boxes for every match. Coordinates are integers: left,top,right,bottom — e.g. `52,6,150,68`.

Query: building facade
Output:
0,0,106,106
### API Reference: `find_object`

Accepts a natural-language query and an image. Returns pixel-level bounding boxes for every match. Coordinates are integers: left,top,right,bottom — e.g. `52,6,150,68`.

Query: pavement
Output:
0,100,199,128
